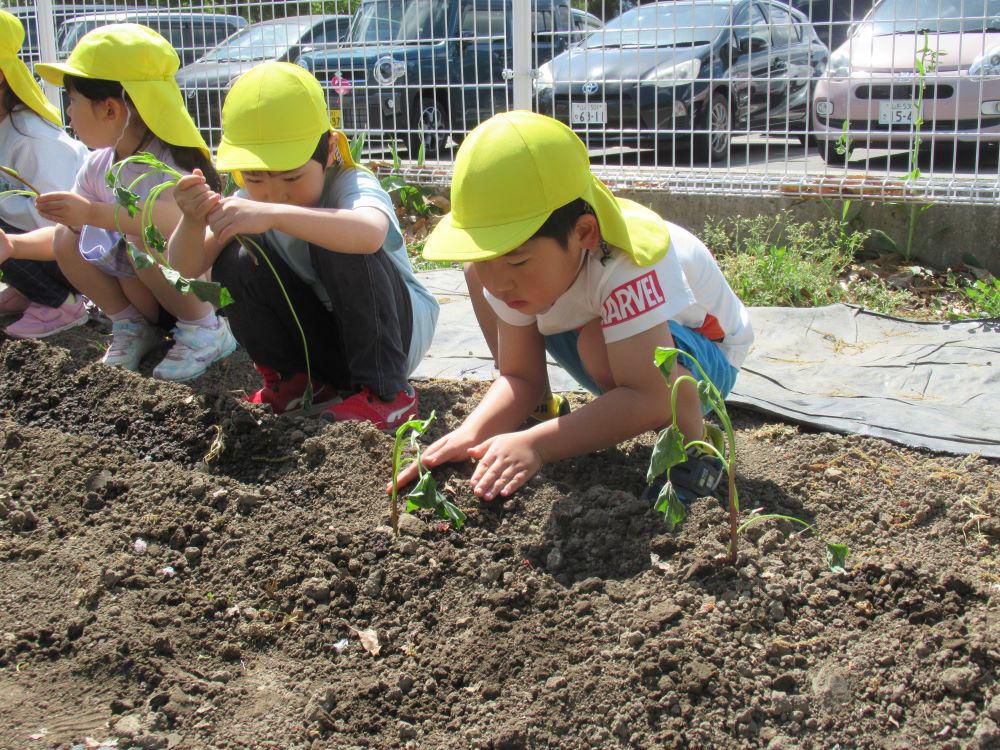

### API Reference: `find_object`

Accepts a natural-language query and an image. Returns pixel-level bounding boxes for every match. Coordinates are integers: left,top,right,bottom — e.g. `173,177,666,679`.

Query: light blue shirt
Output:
257,166,439,376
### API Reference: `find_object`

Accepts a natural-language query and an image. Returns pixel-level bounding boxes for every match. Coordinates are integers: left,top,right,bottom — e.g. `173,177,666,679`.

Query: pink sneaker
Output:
0,287,29,314
5,297,88,339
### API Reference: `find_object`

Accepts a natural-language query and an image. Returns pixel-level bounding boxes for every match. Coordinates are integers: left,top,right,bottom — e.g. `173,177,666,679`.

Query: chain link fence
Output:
6,0,1000,204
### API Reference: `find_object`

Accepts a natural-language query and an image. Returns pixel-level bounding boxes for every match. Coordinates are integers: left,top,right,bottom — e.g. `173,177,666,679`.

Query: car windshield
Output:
585,3,730,48
347,0,449,43
861,0,1000,35
202,20,311,61
59,20,102,53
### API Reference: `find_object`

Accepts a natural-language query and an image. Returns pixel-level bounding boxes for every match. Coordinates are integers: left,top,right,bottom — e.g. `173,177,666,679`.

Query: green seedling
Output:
389,410,465,535
962,275,1000,318
107,153,315,409
647,347,848,571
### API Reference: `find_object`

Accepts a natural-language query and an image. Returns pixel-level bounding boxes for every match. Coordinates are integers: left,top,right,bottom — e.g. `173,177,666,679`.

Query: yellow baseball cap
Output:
35,23,208,155
422,110,669,264
216,61,355,177
0,10,62,126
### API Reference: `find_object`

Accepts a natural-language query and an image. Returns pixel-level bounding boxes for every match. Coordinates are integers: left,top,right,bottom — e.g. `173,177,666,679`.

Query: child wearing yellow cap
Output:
0,9,88,338
169,62,439,428
17,23,236,380
395,111,754,505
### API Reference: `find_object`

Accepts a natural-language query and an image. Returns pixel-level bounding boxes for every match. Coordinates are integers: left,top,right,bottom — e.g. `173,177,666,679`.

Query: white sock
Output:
108,305,145,323
179,310,220,329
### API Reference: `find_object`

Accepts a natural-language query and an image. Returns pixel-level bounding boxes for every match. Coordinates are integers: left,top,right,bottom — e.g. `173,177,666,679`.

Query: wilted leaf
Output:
113,187,140,217
826,543,849,573
143,224,166,252
655,480,686,531
697,380,715,411
405,472,439,511
439,498,466,530
350,627,381,656
647,424,687,483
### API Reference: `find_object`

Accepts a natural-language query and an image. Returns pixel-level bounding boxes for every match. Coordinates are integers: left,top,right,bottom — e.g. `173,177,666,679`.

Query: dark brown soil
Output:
1,323,998,750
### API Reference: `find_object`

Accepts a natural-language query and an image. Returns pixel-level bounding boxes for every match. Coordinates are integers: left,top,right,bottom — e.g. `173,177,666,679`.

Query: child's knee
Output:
52,226,78,262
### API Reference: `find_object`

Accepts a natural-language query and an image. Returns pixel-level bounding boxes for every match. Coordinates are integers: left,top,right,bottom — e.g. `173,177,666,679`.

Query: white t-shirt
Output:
486,221,754,368
0,109,87,231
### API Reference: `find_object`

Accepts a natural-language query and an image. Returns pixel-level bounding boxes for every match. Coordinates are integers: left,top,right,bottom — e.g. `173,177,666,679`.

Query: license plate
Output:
878,101,918,125
571,102,607,125
329,108,342,128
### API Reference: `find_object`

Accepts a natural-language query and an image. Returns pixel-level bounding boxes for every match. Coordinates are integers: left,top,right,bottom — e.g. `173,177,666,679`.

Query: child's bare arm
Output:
208,199,389,254
169,172,226,276
391,320,549,490
0,226,57,262
469,324,702,500
35,191,181,239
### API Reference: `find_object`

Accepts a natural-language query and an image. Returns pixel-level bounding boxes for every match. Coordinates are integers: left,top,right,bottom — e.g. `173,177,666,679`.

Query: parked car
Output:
8,4,121,62
535,0,830,162
570,7,604,43
813,0,1000,163
296,0,575,157
177,15,352,141
789,0,876,51
58,10,248,66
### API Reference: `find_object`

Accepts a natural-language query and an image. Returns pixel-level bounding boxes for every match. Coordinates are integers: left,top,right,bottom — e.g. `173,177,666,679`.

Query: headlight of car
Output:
969,44,1000,80
534,61,553,92
643,58,701,87
825,50,851,79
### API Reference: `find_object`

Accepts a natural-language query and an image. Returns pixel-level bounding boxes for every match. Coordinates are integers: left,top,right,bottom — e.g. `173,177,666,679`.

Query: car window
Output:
861,0,1000,35
733,3,769,47
586,3,731,48
460,6,506,37
309,18,348,44
768,5,796,47
349,0,449,43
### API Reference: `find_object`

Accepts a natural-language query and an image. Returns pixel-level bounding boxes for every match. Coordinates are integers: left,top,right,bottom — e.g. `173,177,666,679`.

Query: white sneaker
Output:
152,317,238,382
102,318,162,371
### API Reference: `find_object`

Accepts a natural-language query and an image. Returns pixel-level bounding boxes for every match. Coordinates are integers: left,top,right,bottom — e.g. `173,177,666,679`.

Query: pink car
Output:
813,0,1000,163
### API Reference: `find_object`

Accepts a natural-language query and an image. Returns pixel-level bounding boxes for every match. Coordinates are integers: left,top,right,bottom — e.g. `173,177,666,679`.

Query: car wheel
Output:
693,91,731,164
408,94,448,161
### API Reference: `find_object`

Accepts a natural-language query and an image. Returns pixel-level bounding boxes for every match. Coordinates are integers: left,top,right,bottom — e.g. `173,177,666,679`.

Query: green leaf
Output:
653,347,681,381
158,266,231,308
381,175,409,193
113,187,140,217
826,543,849,573
439,498,466,529
126,242,156,270
697,380,715,412
654,481,686,531
405,472,439,511
143,224,166,252
647,424,687,483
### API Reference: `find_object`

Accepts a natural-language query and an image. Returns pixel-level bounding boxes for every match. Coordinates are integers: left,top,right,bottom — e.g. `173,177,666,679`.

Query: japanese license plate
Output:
571,102,607,125
878,101,918,125
329,108,342,128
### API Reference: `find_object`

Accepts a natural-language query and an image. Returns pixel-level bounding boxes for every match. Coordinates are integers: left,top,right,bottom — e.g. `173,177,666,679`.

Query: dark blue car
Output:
535,0,829,162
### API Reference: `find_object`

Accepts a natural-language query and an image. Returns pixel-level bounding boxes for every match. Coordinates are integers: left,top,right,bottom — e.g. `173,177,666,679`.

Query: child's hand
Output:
388,427,481,492
207,197,276,244
174,169,221,224
35,192,91,229
467,432,543,501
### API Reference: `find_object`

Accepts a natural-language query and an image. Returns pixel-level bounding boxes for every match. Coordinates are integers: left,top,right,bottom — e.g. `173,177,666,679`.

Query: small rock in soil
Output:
811,663,851,708
398,513,426,537
940,666,978,695
644,601,682,630
301,577,331,604
973,718,1000,749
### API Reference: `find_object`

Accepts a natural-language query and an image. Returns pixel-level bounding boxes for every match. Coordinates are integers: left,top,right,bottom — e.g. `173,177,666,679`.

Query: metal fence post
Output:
34,0,61,108
511,0,532,111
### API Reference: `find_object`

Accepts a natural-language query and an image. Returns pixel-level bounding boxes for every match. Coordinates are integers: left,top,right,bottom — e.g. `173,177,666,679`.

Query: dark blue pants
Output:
212,238,412,397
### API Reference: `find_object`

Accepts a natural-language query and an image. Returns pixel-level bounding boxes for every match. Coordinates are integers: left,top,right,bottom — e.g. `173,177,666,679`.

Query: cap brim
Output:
217,128,355,175
3,58,61,125
423,208,552,263
33,60,77,87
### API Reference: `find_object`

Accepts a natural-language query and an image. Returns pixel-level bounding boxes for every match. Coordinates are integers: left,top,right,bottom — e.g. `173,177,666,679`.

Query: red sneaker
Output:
245,364,340,415
322,385,418,430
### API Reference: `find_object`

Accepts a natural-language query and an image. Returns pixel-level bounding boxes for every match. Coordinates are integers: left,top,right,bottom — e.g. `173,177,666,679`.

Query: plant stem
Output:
243,237,314,410
0,165,41,196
